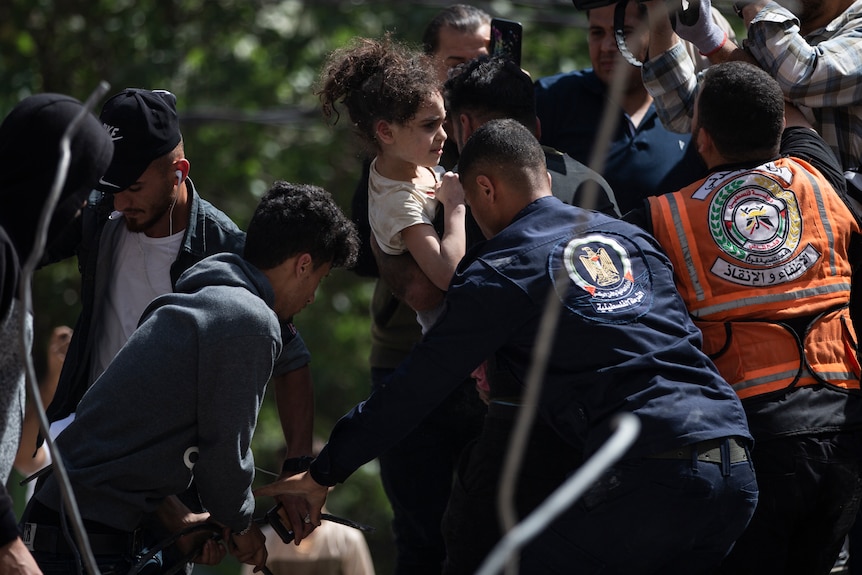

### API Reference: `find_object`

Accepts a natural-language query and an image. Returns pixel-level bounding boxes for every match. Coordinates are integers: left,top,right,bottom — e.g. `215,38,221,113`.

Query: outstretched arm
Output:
641,0,751,132
272,365,314,461
744,1,862,107
641,0,700,132
255,471,328,546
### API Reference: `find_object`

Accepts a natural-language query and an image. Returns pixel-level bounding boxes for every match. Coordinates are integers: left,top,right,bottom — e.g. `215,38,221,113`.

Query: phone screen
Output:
490,18,522,67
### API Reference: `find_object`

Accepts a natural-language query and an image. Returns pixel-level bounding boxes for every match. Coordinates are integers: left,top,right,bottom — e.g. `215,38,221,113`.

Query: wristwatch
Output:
281,455,314,476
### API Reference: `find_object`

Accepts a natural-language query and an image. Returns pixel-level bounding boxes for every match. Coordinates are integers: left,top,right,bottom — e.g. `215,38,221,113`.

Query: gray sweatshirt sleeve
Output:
271,324,311,377
192,328,280,532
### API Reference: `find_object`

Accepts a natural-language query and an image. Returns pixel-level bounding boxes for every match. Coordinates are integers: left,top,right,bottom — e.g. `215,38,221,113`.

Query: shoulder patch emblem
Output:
551,233,651,322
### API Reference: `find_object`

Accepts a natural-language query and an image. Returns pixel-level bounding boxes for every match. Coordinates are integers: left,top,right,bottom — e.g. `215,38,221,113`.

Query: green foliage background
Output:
2,1,594,572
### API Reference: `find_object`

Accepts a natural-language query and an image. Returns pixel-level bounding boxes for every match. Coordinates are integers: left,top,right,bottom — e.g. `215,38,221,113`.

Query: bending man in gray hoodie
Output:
23,181,359,574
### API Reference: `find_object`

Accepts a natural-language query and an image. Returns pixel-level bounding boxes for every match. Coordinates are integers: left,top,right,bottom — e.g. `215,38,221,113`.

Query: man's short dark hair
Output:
244,181,359,271
444,55,536,131
697,61,784,163
458,118,546,184
421,4,491,55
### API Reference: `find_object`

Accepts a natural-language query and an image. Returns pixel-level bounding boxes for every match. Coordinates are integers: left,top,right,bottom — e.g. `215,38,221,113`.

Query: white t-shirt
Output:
367,158,439,256
92,226,184,382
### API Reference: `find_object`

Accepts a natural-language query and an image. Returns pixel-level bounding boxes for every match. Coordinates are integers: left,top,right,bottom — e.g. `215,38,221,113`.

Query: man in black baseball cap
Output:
95,88,182,194
44,85,247,428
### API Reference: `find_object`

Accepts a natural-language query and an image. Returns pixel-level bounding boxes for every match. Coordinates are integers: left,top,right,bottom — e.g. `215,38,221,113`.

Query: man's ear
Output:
375,120,395,145
172,158,190,184
696,126,716,159
295,252,313,277
459,113,476,144
475,174,494,201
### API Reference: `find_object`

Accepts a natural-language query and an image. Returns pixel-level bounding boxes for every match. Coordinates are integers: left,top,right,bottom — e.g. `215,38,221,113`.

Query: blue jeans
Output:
372,368,486,575
518,451,758,574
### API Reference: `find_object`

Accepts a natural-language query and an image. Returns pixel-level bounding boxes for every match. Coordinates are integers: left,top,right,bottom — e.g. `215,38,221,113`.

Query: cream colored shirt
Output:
367,158,439,256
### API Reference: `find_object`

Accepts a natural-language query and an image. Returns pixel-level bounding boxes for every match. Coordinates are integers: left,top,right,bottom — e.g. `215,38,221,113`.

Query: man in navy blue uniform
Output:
259,119,758,574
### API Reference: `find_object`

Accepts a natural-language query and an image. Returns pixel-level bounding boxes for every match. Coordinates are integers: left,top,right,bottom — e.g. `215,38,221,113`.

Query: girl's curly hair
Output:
317,34,439,152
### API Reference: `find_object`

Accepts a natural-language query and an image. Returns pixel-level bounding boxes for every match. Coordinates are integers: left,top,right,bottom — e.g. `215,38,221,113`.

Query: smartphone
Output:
489,18,522,67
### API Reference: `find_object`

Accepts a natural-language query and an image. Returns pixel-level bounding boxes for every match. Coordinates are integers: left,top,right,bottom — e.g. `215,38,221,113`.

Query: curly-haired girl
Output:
318,35,465,332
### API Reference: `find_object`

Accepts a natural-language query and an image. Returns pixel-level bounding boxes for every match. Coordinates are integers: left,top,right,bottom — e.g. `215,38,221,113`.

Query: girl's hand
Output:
435,171,464,210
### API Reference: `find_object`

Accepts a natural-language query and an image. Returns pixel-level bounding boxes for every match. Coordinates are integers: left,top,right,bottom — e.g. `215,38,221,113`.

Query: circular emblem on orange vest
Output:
708,173,802,266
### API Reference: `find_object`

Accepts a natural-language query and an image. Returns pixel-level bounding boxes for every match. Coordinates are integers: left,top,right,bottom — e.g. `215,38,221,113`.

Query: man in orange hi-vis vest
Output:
627,60,862,575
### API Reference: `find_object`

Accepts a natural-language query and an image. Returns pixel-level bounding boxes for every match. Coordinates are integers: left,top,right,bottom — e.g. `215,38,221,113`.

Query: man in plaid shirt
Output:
639,0,862,172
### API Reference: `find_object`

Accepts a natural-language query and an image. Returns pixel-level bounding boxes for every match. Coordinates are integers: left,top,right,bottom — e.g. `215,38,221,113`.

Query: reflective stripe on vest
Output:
696,306,860,400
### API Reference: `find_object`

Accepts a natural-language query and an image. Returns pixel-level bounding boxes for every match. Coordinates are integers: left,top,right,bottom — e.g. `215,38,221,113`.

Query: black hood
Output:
0,93,113,262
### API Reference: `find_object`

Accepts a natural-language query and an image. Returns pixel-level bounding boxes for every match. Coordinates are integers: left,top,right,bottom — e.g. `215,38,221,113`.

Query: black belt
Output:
646,437,749,464
22,522,142,556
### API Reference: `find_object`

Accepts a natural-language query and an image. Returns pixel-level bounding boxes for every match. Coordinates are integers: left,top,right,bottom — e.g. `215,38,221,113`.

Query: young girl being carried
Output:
318,35,465,333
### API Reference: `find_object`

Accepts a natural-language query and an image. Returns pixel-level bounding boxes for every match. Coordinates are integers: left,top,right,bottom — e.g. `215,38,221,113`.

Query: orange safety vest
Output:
649,157,861,400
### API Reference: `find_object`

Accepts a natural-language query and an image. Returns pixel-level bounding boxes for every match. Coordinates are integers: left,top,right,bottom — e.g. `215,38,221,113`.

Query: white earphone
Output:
168,170,183,236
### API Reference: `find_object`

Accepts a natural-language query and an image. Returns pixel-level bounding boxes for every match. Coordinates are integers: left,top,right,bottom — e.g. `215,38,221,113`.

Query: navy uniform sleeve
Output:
310,266,526,485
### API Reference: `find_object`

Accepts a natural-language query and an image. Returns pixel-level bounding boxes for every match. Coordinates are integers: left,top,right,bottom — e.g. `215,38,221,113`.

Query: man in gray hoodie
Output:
23,181,359,574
